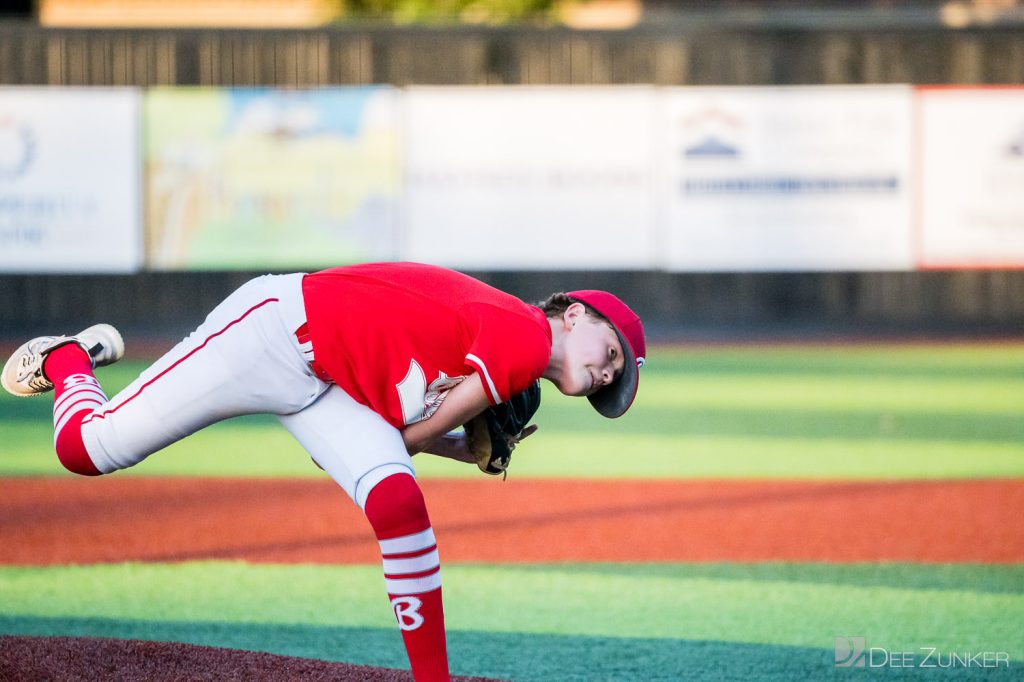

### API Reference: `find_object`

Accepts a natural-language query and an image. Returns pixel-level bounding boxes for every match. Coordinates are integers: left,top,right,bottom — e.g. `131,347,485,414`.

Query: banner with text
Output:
661,86,914,271
403,87,657,269
918,87,1024,268
145,87,400,270
0,88,141,273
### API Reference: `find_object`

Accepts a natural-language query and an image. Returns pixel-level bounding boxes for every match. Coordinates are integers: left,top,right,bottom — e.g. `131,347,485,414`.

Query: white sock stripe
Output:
53,384,106,415
54,397,103,436
53,388,106,425
53,382,104,409
378,528,436,556
382,548,440,577
385,569,442,596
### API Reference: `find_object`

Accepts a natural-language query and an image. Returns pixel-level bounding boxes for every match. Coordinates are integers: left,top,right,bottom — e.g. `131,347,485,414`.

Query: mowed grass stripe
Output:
5,363,1021,419
0,562,1020,660
3,423,1023,478
2,344,1022,479
633,374,1024,415
4,344,1024,421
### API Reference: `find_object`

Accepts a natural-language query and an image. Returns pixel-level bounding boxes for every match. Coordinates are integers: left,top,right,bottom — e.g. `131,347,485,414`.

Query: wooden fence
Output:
1,21,1023,88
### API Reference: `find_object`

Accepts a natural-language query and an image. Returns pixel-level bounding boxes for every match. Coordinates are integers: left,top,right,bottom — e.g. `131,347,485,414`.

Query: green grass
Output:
2,342,1023,680
0,562,1021,679
2,343,1023,479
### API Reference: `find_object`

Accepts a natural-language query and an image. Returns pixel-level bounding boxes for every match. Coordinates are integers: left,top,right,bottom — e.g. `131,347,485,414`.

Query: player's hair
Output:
535,293,612,327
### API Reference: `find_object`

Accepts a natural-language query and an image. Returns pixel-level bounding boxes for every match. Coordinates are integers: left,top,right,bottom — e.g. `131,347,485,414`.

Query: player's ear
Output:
563,302,586,330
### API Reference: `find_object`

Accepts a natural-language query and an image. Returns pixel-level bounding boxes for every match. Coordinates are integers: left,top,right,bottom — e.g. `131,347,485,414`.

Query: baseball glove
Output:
463,381,541,478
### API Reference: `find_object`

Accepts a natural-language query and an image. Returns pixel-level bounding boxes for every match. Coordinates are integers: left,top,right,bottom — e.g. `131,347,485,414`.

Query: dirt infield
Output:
2,476,1022,564
0,635,497,681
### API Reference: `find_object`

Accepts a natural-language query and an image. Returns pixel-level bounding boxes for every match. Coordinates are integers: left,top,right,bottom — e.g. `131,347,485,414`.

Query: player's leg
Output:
278,387,449,682
2,273,323,475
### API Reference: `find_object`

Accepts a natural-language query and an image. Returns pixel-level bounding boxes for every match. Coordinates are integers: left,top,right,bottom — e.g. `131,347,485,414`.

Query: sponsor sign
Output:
662,86,914,271
145,87,400,269
918,87,1024,268
403,87,657,270
0,87,141,273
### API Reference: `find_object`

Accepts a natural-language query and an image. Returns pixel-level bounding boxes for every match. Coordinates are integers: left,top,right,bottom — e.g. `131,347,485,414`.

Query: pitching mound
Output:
0,635,499,681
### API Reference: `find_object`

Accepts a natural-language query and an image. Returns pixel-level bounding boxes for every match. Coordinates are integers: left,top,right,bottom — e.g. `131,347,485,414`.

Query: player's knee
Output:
55,440,102,476
54,412,103,476
364,473,430,538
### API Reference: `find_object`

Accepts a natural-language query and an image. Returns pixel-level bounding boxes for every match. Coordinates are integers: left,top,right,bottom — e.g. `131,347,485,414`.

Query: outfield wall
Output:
3,84,1024,275
2,15,1024,335
2,83,1024,336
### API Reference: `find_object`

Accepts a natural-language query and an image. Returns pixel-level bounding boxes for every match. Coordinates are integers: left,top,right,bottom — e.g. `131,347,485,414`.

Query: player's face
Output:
556,313,626,397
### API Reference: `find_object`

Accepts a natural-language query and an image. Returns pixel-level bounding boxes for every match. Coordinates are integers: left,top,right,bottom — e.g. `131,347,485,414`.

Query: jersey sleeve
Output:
462,305,551,405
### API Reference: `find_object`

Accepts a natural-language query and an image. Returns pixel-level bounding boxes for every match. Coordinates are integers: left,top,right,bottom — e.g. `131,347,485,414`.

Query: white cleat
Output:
76,324,125,369
1,324,124,397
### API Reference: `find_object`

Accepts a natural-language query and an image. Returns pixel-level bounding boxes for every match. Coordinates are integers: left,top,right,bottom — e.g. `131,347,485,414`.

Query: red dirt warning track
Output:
2,477,1022,564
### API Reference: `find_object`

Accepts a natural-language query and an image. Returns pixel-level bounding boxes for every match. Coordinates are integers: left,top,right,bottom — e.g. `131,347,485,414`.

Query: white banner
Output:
918,88,1024,268
661,86,914,271
403,87,657,270
0,88,141,273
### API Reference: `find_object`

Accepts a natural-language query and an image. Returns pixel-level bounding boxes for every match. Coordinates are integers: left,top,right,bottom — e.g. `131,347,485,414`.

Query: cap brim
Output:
587,328,639,419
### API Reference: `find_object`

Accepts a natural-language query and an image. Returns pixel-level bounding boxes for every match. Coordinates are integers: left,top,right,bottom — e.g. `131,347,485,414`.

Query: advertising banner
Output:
403,87,657,270
918,87,1024,268
0,87,141,273
662,86,914,271
145,87,399,269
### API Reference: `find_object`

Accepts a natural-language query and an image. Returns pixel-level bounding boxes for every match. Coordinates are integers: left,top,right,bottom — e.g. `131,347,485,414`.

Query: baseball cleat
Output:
76,324,125,369
1,324,124,397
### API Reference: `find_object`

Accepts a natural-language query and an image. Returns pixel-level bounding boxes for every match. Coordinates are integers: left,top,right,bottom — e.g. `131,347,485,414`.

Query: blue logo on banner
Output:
683,176,899,195
684,135,739,158
0,118,35,180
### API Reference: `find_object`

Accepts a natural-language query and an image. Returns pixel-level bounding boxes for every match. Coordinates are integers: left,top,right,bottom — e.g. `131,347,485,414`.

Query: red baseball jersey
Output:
302,262,552,429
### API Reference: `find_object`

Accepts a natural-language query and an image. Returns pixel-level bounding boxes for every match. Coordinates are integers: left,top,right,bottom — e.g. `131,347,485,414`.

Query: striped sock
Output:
45,344,106,476
365,474,449,682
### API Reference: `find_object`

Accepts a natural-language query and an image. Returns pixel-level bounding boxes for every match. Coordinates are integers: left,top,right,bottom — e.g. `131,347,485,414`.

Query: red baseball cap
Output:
566,290,646,418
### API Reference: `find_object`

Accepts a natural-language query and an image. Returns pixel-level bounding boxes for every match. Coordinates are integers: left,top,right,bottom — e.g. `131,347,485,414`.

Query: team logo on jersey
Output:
396,360,465,425
391,596,425,631
422,372,465,421
636,357,645,369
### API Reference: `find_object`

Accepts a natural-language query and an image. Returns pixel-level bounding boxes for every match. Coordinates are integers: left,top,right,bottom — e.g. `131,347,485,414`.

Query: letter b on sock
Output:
391,596,425,631
63,374,99,389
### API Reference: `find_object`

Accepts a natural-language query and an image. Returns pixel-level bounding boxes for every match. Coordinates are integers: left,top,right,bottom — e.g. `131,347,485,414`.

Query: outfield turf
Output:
0,562,1021,680
1,343,1022,680
3,344,1024,479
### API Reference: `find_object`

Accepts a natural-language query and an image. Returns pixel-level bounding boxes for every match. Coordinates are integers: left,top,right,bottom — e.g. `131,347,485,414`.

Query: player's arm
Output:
402,372,491,458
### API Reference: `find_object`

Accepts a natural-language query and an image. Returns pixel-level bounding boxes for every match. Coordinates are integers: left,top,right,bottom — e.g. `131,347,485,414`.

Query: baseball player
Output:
2,261,646,682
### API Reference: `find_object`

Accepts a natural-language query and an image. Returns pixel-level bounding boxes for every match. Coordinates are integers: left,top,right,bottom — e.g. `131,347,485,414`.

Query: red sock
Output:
44,344,106,476
364,473,449,682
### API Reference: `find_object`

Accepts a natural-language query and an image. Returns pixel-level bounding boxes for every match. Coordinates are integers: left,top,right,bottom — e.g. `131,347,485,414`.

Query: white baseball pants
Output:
80,273,415,509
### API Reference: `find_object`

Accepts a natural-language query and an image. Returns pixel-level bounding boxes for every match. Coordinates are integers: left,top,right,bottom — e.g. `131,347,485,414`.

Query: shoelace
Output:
16,353,41,382
26,374,52,392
